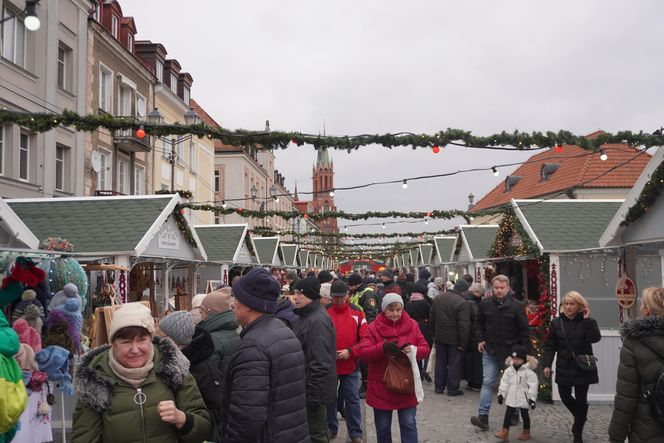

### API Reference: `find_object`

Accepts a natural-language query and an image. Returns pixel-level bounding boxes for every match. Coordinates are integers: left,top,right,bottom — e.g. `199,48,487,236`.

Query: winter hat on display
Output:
320,283,332,300
380,269,395,280
11,289,45,323
347,273,364,287
12,319,42,352
108,302,155,342
294,276,321,300
14,343,38,371
159,311,195,345
53,298,83,332
511,344,528,361
20,304,44,332
317,270,334,284
381,293,404,311
36,345,73,395
419,269,431,280
0,256,46,307
330,280,349,297
233,267,281,314
48,283,81,311
453,279,470,293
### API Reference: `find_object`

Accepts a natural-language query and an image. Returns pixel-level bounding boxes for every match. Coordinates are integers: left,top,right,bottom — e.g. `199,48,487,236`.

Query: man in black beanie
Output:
293,277,337,443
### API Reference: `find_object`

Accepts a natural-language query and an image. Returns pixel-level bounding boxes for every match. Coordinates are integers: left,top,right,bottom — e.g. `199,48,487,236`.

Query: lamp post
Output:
0,0,41,31
147,108,199,192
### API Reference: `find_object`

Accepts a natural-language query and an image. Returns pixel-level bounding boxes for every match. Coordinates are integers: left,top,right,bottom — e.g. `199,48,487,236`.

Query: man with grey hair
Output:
470,274,530,431
464,283,485,391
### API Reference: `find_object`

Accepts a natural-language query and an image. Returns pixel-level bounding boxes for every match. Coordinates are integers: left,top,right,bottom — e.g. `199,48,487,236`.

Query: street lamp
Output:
0,0,40,31
250,184,258,200
146,107,200,191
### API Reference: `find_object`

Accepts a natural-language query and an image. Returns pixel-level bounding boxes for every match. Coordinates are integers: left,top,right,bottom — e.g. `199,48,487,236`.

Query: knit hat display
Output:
19,303,44,333
294,276,321,300
380,269,395,280
453,279,470,293
347,273,363,286
330,280,349,297
201,290,232,315
0,256,45,307
14,343,38,371
12,319,41,352
108,302,155,342
418,269,431,280
317,270,334,284
36,345,73,395
48,283,81,312
10,289,45,324
159,311,195,345
320,283,332,300
381,293,404,311
511,344,528,361
233,267,281,313
52,298,83,332
43,308,81,355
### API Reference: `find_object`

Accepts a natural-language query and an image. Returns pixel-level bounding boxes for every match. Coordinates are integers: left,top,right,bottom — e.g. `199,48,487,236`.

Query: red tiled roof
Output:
472,143,651,211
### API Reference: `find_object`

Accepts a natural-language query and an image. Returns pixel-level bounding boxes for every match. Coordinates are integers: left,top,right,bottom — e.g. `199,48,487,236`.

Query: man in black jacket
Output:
220,267,309,443
294,276,337,443
470,274,530,431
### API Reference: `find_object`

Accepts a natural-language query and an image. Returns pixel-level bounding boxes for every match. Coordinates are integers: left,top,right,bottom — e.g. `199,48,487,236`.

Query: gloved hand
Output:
497,394,504,405
382,342,401,357
529,399,536,410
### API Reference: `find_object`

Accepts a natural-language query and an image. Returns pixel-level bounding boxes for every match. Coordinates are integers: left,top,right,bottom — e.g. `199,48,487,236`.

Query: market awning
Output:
512,199,623,254
8,195,206,261
434,236,457,264
298,249,310,268
0,197,39,250
280,244,298,267
459,225,499,262
409,248,419,267
251,237,280,265
401,251,411,267
419,243,433,266
194,224,248,264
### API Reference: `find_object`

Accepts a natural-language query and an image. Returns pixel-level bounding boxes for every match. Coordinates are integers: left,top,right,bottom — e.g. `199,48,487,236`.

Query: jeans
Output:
327,370,362,439
478,352,503,415
373,407,418,443
435,343,462,393
307,402,330,443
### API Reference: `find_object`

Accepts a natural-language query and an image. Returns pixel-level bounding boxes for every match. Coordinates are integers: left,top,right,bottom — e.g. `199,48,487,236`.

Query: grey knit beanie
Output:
159,311,195,345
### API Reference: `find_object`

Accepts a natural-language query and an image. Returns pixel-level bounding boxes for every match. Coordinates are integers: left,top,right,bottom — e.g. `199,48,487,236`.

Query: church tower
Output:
312,148,338,234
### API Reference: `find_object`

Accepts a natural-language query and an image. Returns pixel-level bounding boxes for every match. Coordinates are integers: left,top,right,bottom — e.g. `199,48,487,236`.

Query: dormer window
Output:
540,163,560,181
504,175,522,192
183,86,190,104
170,74,178,94
127,33,133,51
155,60,163,83
111,15,119,38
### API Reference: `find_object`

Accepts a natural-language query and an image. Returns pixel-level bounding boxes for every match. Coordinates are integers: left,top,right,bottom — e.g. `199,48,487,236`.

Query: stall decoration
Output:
621,157,664,226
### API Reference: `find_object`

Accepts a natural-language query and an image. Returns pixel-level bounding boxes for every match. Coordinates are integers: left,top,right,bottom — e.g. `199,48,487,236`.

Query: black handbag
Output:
559,317,597,372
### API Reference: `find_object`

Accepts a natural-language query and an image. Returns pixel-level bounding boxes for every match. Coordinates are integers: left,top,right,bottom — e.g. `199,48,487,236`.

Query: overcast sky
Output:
122,1,664,235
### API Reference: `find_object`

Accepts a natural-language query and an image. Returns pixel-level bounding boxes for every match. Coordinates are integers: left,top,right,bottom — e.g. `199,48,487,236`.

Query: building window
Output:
183,87,190,104
91,2,100,22
136,94,146,118
111,15,119,38
118,83,133,116
117,160,129,194
96,150,110,190
176,139,183,165
57,43,73,91
214,170,220,192
18,132,29,181
170,74,178,94
99,64,113,112
155,60,163,83
126,33,133,51
55,145,67,191
189,141,196,173
134,165,145,195
1,5,26,68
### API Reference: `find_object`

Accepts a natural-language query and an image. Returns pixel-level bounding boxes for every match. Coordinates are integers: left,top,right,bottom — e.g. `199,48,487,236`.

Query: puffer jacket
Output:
465,293,482,349
476,295,530,360
359,311,429,411
293,301,337,404
72,337,211,443
181,327,222,437
497,356,539,409
542,313,601,387
609,316,664,443
197,309,240,379
430,290,470,348
220,314,309,443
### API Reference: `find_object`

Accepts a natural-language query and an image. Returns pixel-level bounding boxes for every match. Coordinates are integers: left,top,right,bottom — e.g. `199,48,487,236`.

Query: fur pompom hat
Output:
48,283,81,312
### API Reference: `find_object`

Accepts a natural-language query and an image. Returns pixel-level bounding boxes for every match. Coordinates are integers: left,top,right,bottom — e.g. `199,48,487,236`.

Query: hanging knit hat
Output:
108,302,155,342
0,257,45,308
159,311,195,345
53,298,83,333
14,343,38,371
12,319,42,352
20,304,44,333
47,283,81,312
11,289,45,324
36,345,73,395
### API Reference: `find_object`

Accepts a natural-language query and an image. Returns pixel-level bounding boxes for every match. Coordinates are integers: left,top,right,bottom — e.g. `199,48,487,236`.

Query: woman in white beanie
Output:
359,293,430,443
72,302,211,442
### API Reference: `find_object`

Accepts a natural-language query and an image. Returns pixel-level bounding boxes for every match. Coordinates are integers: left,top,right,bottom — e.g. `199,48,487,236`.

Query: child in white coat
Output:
495,344,539,441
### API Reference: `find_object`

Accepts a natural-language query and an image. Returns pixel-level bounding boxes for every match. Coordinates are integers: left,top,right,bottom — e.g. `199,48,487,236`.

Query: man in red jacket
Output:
326,280,367,443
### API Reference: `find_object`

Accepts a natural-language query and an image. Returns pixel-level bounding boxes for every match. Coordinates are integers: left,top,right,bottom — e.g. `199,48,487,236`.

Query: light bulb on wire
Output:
402,179,408,190
329,189,335,197
424,219,429,225
221,201,227,209
382,223,386,229
599,149,608,161
344,226,348,232
492,167,499,176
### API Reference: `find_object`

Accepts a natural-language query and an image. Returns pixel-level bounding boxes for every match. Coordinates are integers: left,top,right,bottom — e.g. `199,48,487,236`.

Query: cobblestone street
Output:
333,381,614,442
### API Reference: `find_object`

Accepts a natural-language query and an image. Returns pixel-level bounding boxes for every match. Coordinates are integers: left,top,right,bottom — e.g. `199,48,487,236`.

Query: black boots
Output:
572,403,588,442
470,414,489,430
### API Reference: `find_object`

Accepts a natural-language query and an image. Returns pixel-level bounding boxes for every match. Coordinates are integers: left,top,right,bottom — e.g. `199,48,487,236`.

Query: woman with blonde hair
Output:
609,287,664,443
542,291,601,443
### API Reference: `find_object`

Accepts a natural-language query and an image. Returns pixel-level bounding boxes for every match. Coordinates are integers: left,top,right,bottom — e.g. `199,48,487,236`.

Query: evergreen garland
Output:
621,158,664,226
489,211,540,257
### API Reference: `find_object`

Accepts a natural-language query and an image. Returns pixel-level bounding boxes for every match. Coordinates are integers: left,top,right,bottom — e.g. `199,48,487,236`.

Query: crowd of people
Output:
3,265,664,442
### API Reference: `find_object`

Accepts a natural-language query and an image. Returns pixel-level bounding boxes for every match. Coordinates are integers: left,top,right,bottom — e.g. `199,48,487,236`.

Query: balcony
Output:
95,190,125,196
114,128,151,153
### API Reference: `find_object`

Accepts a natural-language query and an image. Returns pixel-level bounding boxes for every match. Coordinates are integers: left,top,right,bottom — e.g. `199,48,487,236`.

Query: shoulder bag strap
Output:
558,318,577,358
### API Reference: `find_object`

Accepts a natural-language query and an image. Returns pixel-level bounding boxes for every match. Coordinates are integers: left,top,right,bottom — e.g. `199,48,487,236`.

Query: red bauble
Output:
291,139,297,145
426,211,432,217
237,208,243,213
555,145,563,153
136,128,146,139
303,214,308,219
432,145,440,154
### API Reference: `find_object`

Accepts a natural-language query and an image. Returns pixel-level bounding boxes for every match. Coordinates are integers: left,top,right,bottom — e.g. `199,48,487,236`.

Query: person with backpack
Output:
543,291,601,443
609,286,664,443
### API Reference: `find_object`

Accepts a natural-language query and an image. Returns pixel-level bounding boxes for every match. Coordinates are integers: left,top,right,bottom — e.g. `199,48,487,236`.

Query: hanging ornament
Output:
555,145,564,153
135,126,145,139
616,274,637,310
432,145,440,154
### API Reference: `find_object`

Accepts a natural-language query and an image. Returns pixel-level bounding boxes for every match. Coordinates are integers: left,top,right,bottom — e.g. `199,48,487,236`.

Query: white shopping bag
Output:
426,345,436,379
407,345,424,403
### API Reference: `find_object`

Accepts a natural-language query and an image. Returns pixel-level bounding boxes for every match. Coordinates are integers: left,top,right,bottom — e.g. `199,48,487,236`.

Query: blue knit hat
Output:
36,345,72,395
233,267,281,313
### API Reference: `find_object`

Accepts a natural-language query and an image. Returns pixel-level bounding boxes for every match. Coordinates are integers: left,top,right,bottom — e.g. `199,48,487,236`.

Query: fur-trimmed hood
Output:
504,355,539,370
620,316,664,339
181,327,215,366
74,336,190,412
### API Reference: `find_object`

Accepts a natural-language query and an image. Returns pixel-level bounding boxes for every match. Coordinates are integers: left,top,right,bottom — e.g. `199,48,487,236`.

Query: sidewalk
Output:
333,381,614,442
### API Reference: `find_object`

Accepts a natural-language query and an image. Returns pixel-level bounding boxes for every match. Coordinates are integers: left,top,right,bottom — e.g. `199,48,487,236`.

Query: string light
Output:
600,149,608,161
329,189,335,197
402,179,408,190
424,219,429,225
221,200,227,208
344,226,348,231
382,223,386,229
492,166,499,176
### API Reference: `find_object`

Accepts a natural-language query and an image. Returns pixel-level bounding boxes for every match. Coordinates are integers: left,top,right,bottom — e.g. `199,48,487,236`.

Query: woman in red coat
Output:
359,293,430,443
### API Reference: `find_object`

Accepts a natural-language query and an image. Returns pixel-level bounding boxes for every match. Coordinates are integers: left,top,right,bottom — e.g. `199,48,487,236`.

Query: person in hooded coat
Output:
404,282,433,381
198,288,240,380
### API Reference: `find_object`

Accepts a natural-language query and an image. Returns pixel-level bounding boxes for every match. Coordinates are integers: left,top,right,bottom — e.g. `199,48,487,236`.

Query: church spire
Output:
293,181,299,201
316,147,330,165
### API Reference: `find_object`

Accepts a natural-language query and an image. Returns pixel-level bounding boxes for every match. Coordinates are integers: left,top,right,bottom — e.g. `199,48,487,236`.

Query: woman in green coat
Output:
72,303,211,442
609,287,664,443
